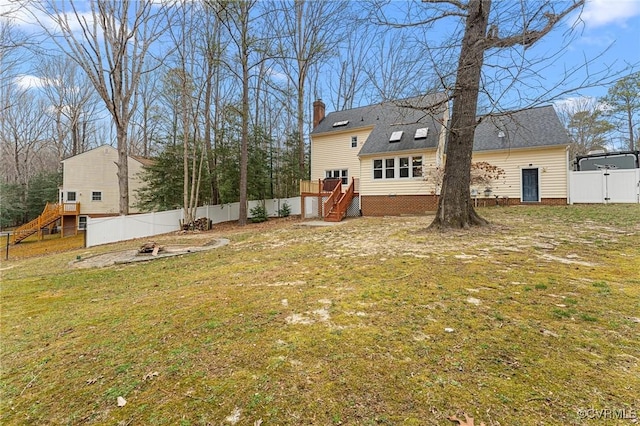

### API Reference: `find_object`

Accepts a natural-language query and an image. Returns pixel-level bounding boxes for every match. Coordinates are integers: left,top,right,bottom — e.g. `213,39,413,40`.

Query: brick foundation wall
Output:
361,195,439,216
505,198,567,206
361,195,568,216
475,197,568,207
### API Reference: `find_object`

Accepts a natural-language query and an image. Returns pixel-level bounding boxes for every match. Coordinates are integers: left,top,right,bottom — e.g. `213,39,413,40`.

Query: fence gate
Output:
570,169,640,204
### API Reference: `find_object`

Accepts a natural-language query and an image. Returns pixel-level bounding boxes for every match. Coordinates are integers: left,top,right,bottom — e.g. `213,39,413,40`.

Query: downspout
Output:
566,145,572,205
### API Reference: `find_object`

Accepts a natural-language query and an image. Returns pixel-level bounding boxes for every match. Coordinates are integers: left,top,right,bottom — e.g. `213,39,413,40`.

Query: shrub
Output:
250,204,268,223
278,201,291,217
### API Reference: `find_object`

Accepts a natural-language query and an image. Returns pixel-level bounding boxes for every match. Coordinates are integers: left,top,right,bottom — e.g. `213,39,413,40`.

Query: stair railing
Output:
323,179,342,217
335,178,356,219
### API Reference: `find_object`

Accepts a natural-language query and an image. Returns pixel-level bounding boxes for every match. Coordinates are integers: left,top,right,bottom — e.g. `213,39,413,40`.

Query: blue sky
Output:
2,0,639,112
553,0,640,100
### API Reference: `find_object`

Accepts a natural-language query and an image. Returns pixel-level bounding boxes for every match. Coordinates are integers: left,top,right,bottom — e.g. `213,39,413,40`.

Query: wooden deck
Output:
12,202,80,244
300,179,358,221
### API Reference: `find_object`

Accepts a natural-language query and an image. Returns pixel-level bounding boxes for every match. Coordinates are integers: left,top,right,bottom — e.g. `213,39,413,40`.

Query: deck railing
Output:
63,202,80,214
300,178,359,195
300,179,322,194
12,202,80,244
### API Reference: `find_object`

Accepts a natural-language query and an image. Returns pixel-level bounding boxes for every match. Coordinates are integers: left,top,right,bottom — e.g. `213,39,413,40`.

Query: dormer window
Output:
333,120,349,127
414,127,428,139
389,131,403,142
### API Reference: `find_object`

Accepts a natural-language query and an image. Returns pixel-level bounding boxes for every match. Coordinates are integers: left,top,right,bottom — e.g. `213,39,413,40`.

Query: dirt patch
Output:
70,238,229,269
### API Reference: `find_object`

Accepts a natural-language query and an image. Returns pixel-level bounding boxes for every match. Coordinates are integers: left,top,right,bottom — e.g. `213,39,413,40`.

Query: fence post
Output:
5,233,9,261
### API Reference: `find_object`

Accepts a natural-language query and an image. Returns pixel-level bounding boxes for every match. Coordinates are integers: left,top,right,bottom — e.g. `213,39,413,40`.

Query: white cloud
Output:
1,1,96,36
14,74,50,90
554,96,609,114
581,0,640,28
266,67,288,82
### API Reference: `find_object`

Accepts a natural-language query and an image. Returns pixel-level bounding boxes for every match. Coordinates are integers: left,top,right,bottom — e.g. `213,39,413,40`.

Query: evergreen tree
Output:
26,171,62,219
567,109,614,158
602,72,640,151
0,182,25,230
136,143,211,212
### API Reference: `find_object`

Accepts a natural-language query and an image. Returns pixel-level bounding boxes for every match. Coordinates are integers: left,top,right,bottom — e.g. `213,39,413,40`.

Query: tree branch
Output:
484,1,584,50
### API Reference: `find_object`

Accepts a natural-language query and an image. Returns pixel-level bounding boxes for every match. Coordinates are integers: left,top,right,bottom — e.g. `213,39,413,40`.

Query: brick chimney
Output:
313,99,325,129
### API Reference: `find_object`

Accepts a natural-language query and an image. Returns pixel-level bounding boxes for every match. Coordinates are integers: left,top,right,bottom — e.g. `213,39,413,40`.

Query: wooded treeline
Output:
1,1,637,228
2,0,379,226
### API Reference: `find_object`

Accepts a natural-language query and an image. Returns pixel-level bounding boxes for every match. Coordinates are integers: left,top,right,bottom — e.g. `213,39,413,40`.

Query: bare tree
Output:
212,0,273,226
0,86,53,187
431,0,584,229
324,22,374,111
373,0,584,228
275,0,345,180
130,62,163,157
1,19,29,116
198,4,227,206
37,56,98,161
27,0,170,215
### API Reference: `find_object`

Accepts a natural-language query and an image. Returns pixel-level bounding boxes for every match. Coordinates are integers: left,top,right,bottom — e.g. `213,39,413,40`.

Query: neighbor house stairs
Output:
12,202,80,244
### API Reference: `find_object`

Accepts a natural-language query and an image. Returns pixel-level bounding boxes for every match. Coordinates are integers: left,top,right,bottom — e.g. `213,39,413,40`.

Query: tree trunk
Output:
296,0,306,180
236,0,254,226
116,125,129,215
430,0,491,230
627,106,634,151
238,49,250,226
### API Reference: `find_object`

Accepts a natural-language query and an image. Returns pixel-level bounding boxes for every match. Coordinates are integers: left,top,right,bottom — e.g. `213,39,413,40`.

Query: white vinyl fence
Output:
86,197,301,247
570,169,640,204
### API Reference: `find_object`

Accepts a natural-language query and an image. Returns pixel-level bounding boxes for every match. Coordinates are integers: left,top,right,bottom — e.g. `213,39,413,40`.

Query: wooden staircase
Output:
323,178,356,222
12,202,79,244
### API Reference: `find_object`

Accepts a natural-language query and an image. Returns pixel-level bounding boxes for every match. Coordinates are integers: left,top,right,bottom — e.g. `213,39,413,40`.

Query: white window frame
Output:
78,216,88,230
91,191,102,202
373,155,424,180
325,169,348,185
399,157,410,178
385,158,395,178
351,136,358,148
412,156,423,177
373,160,383,180
66,191,77,202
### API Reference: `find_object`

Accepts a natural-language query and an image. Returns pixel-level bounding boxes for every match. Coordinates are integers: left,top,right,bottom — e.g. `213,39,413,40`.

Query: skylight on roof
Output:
389,131,403,142
414,127,428,139
332,120,349,127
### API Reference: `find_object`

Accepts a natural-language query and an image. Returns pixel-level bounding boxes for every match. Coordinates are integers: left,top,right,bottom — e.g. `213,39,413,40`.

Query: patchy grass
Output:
4,233,85,261
1,205,639,425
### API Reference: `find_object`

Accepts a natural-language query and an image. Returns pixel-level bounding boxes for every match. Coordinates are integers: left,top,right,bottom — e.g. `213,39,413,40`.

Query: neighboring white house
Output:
60,145,150,229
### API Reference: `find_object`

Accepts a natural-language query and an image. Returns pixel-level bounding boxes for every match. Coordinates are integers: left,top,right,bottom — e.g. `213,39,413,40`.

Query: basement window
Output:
78,216,87,230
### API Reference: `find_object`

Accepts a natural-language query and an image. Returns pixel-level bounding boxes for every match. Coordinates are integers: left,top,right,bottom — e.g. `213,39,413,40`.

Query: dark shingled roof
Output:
313,98,568,156
473,105,569,151
312,93,448,157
